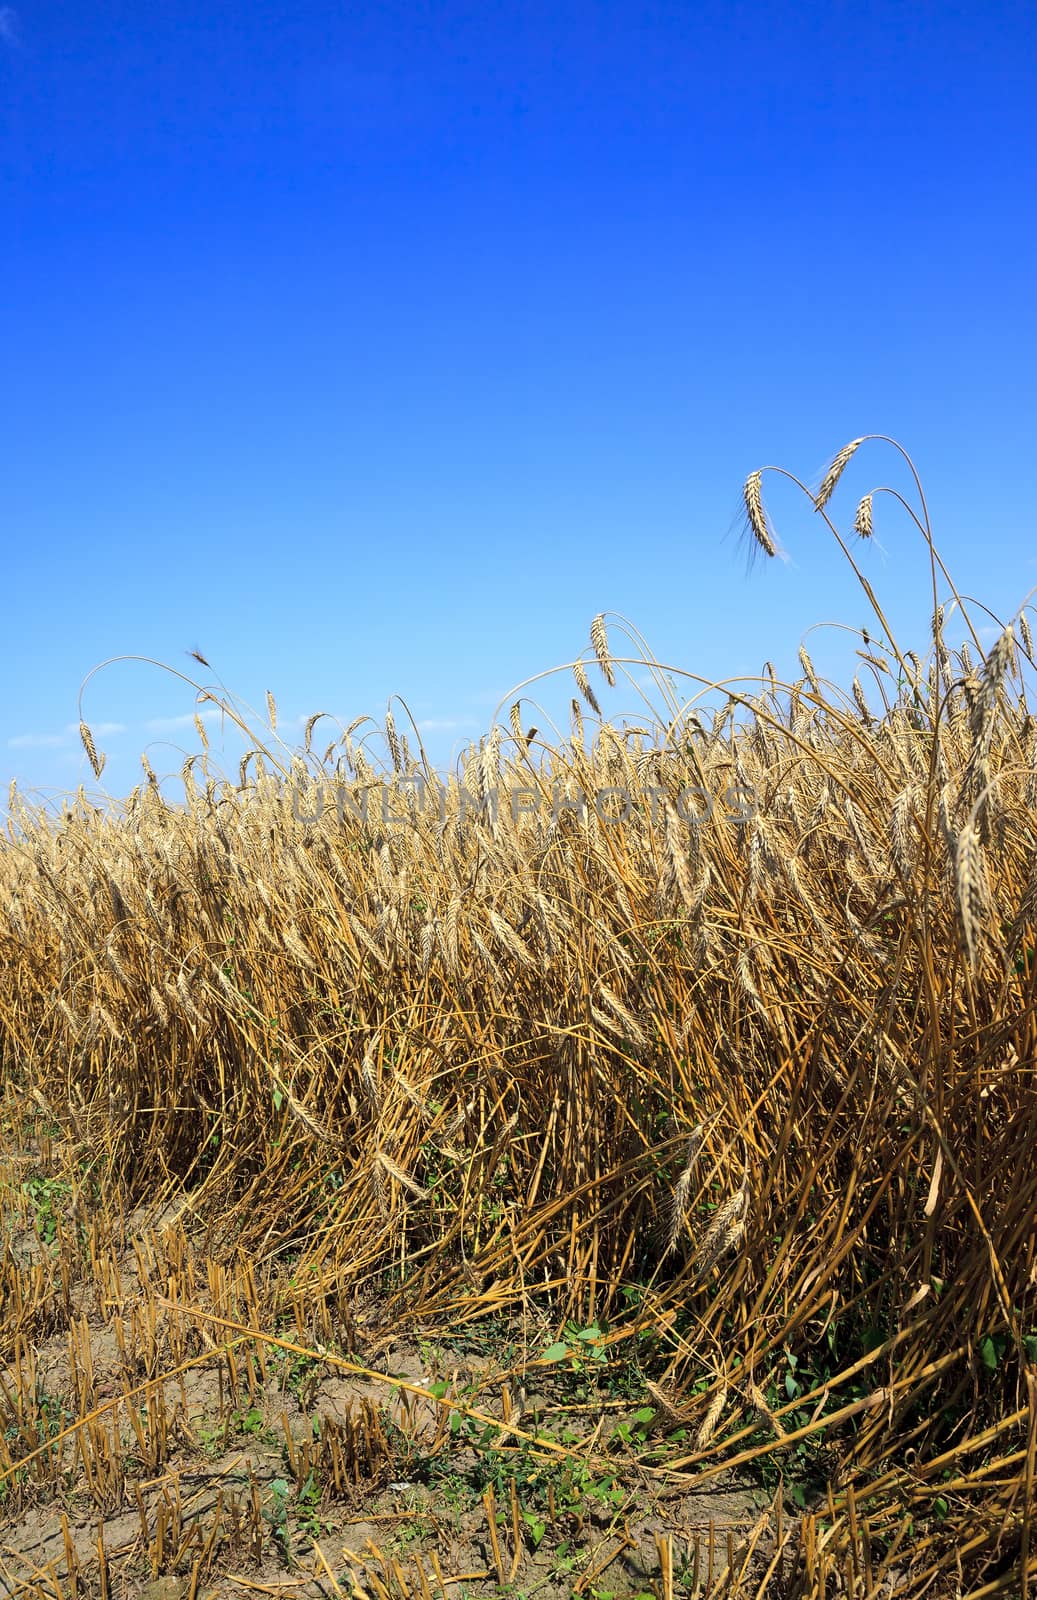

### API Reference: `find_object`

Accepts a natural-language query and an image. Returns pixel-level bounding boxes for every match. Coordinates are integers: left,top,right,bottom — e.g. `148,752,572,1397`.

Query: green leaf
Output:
521,1510,546,1548
542,1342,569,1362
981,1336,999,1371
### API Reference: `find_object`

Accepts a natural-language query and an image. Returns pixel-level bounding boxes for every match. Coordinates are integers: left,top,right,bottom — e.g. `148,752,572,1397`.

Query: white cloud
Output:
144,709,225,733
467,688,511,707
65,721,126,738
8,720,126,750
8,731,67,749
416,716,476,732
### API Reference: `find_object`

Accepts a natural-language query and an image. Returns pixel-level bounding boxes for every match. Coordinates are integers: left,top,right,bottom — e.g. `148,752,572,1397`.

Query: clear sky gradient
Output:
4,0,1036,805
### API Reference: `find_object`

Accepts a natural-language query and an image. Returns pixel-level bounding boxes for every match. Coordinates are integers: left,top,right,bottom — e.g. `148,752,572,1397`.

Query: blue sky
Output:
3,0,1036,805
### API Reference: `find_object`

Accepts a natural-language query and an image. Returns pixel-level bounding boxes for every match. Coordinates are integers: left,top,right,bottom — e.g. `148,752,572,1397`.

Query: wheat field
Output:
1,438,1036,1598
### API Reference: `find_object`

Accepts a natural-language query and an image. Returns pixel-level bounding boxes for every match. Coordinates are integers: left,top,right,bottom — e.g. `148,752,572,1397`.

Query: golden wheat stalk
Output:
954,820,989,972
695,1183,749,1280
814,437,866,512
694,1386,727,1451
573,658,602,717
590,614,616,687
742,470,776,557
79,722,105,779
384,708,402,772
662,1123,706,1259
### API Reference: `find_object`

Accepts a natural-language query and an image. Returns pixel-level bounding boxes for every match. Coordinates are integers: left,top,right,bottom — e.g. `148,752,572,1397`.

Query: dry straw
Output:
3,436,1035,1598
